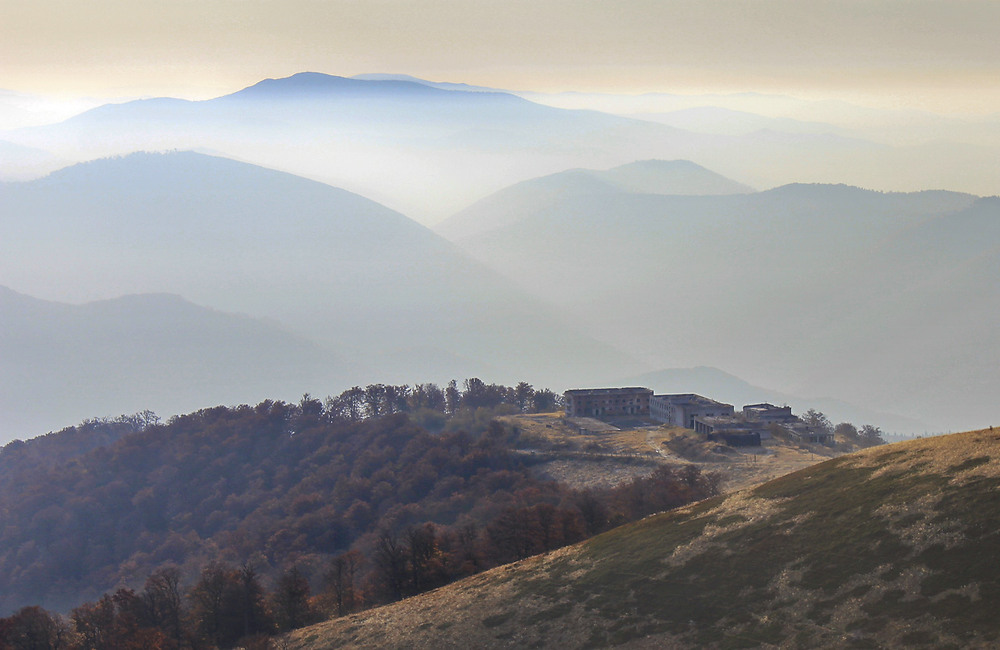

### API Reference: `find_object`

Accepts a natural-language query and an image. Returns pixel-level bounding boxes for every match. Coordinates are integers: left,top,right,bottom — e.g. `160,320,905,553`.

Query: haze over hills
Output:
0,286,350,439
0,89,103,131
4,72,995,223
437,159,753,241
519,88,1000,199
523,88,1000,145
439,169,996,431
0,139,65,180
1,73,706,221
628,106,851,137
0,72,996,436
796,196,1000,422
0,151,639,439
3,150,991,437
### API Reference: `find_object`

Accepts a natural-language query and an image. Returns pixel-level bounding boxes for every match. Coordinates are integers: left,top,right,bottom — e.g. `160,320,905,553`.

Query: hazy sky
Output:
2,0,999,113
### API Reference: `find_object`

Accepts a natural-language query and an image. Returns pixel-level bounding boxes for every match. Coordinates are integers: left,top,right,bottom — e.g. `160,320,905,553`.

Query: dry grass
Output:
290,428,1000,650
531,457,659,490
664,491,792,567
505,413,844,493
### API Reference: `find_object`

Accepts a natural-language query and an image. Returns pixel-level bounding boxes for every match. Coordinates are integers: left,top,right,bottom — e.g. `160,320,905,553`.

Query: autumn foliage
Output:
0,380,717,648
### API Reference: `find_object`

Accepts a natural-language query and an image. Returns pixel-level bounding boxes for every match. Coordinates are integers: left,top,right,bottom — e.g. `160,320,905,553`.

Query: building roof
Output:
651,393,732,408
564,387,652,397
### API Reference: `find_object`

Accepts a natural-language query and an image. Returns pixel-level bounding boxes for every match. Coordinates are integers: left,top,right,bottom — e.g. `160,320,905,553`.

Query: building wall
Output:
564,388,652,417
649,397,675,424
708,431,761,447
650,394,735,428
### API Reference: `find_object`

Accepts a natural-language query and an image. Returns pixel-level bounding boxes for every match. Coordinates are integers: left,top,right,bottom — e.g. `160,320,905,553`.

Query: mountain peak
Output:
602,159,755,195
437,159,753,241
225,72,449,100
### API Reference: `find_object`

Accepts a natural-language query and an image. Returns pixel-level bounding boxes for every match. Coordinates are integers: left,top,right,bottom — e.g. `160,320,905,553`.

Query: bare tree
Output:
324,550,363,616
142,566,183,646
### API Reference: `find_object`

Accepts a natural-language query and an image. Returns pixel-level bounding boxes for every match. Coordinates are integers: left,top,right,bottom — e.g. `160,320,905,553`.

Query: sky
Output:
2,0,999,114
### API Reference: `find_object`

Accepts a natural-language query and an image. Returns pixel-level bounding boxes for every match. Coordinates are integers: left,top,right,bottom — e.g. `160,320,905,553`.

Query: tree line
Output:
316,378,558,418
800,408,886,448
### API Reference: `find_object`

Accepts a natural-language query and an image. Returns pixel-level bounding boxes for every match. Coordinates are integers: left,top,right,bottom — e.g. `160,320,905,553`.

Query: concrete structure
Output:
563,387,652,418
649,394,734,429
710,430,762,447
743,403,797,423
694,416,765,447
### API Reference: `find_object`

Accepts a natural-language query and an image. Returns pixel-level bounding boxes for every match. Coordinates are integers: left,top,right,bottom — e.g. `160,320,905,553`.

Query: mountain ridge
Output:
227,72,524,105
0,285,351,441
436,159,753,241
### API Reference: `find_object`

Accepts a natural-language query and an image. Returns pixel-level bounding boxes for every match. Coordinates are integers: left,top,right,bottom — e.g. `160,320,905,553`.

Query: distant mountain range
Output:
437,167,996,432
6,71,994,223
1,71,996,437
0,152,641,439
1,72,702,220
2,150,994,437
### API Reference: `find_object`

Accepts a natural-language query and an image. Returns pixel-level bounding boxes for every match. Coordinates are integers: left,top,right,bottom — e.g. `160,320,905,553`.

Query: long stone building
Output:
563,388,735,426
563,387,653,417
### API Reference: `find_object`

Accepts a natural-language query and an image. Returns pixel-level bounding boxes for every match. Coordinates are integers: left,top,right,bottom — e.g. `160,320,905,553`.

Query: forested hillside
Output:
289,428,1000,649
0,379,716,648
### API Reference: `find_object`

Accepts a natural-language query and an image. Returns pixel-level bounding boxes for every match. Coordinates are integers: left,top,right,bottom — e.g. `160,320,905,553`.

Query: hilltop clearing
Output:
501,412,843,494
290,428,1000,649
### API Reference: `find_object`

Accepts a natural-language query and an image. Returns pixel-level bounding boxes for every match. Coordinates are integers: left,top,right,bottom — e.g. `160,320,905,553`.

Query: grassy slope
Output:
291,429,1000,649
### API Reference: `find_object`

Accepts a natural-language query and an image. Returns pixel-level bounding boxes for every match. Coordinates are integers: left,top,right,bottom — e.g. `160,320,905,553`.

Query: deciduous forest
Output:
0,380,717,649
